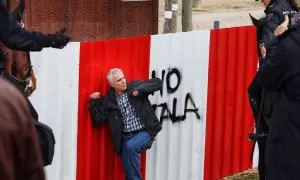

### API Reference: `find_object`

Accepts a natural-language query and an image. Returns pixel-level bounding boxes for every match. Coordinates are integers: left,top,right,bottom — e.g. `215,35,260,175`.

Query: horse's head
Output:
3,48,37,97
249,13,266,59
12,51,36,97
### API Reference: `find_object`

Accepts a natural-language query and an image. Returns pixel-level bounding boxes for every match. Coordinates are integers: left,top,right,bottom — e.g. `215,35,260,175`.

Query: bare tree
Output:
182,0,193,32
163,0,178,33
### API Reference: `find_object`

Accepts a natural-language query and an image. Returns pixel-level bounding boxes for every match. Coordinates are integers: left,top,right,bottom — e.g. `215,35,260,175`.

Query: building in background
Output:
6,0,158,41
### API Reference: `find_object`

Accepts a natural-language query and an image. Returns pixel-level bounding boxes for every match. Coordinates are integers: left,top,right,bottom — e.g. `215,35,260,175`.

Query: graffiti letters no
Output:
151,68,201,123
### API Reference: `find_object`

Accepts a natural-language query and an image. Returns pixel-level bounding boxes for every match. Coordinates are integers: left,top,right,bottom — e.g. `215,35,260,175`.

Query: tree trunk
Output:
163,0,178,33
192,0,202,8
182,0,193,32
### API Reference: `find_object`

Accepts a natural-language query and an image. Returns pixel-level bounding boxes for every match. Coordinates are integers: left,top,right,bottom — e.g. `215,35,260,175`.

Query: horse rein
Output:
21,51,33,87
0,49,33,91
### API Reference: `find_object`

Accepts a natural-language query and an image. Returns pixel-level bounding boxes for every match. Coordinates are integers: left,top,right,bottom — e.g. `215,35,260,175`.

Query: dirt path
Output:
158,0,265,33
219,168,259,180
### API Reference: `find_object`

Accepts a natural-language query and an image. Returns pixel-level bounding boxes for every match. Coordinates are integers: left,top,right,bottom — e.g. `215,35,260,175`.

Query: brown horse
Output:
3,48,37,97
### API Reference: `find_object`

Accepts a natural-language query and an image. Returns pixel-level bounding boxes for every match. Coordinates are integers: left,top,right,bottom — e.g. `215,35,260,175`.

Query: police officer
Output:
257,16,300,180
248,1,297,180
0,0,70,52
256,1,300,179
0,0,71,75
259,0,297,58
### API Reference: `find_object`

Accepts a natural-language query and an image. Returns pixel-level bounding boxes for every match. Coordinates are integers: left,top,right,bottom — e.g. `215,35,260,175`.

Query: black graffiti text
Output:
151,68,201,123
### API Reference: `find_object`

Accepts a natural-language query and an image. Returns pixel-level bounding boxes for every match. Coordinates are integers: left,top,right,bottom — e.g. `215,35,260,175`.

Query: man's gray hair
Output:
107,68,123,85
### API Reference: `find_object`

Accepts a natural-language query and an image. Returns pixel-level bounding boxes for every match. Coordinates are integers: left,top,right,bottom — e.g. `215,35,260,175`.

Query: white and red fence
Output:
28,25,258,180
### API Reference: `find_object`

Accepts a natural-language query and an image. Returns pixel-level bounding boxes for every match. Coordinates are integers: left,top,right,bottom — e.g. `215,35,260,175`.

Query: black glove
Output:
47,27,71,49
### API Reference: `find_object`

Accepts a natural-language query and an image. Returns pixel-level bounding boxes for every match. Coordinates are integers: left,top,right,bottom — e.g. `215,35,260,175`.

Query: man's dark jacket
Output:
257,26,300,180
261,0,296,51
89,78,162,155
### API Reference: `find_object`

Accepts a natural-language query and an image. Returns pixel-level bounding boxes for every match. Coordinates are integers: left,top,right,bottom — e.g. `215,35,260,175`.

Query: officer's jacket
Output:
260,0,297,50
0,3,52,51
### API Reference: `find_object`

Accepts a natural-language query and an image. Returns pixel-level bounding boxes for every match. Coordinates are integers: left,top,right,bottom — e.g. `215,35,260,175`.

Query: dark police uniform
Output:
248,1,298,180
0,0,70,74
260,0,296,53
0,1,70,52
257,25,300,180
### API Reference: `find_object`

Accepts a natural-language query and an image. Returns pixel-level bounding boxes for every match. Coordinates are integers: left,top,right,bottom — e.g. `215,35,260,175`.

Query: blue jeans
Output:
121,131,154,180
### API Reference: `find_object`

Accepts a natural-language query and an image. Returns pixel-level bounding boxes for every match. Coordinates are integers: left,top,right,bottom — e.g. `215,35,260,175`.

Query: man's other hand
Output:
132,90,139,96
90,92,100,99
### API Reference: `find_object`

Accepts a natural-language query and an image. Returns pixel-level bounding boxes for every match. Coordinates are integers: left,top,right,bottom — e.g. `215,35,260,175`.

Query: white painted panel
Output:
147,31,210,180
29,43,80,180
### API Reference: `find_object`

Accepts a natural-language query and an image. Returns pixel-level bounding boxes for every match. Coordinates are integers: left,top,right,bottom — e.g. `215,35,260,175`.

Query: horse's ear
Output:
11,0,25,23
249,13,260,27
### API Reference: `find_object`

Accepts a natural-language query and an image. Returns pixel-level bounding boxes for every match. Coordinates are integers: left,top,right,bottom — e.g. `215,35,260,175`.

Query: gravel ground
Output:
219,168,259,180
158,0,265,32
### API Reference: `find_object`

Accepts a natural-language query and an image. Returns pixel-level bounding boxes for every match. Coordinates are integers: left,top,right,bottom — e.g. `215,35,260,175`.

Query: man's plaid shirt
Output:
116,92,144,132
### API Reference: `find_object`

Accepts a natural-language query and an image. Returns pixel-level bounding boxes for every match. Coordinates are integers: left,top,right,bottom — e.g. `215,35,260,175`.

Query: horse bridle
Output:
22,51,33,86
0,50,33,91
20,51,33,91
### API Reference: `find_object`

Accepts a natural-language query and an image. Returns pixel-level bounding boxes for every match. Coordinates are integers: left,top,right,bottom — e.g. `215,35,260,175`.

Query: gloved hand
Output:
47,27,71,49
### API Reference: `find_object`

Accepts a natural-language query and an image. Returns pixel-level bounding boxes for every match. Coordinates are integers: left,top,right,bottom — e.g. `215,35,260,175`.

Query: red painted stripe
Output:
204,26,258,180
76,36,151,180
